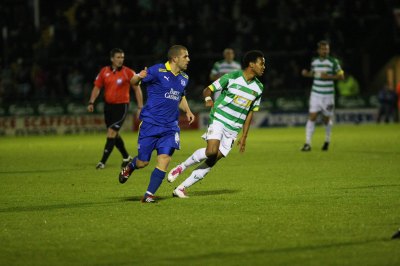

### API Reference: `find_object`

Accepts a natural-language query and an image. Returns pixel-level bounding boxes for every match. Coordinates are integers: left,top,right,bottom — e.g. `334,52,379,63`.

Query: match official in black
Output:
87,48,147,169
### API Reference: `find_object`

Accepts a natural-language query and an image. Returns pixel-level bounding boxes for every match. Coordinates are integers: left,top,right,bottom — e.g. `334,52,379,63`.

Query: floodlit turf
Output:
1,124,400,266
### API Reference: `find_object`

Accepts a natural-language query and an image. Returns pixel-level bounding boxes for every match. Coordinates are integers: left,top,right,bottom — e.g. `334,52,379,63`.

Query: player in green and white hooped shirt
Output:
167,50,265,198
301,40,344,152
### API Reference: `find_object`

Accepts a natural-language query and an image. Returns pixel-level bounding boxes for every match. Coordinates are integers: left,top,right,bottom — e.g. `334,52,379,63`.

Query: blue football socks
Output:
145,168,166,195
128,156,138,170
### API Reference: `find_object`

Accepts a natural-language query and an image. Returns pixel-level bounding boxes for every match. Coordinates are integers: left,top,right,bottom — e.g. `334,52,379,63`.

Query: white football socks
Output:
325,120,332,142
178,162,211,189
182,148,207,170
305,120,315,145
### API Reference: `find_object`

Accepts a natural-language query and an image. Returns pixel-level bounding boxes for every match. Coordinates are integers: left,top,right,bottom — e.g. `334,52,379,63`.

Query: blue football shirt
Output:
140,62,189,128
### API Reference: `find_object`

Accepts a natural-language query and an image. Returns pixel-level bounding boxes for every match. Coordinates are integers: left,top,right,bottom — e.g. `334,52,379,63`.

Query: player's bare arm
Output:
179,96,195,124
237,111,254,154
131,67,148,85
203,86,214,107
131,84,143,119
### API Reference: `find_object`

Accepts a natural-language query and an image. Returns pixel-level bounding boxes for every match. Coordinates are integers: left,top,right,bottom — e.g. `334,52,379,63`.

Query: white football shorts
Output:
309,93,335,117
201,121,238,157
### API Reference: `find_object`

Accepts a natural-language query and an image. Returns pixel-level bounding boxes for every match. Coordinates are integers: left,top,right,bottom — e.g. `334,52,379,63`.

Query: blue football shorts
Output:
137,121,180,162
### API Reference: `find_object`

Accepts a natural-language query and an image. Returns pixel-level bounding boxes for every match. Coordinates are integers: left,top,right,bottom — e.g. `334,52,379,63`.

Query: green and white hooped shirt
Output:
311,56,343,96
209,70,264,133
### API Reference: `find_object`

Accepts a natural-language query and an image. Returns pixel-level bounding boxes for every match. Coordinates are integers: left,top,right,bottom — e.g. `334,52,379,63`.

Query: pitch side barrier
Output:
0,113,201,136
0,101,377,136
0,109,377,136
198,109,378,128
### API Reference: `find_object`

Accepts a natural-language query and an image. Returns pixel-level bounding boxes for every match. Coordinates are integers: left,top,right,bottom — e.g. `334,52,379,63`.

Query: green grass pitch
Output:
1,124,399,265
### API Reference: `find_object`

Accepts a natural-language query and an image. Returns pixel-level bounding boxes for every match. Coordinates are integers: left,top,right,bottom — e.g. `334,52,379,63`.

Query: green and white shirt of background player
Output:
210,60,242,100
204,70,264,156
309,56,343,116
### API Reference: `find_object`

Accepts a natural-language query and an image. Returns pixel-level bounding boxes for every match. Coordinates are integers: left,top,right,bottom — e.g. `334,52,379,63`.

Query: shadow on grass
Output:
164,237,389,263
190,189,240,196
0,168,84,174
111,189,240,201
1,189,240,213
118,196,167,202
337,184,400,190
113,189,240,202
0,196,170,212
0,201,120,213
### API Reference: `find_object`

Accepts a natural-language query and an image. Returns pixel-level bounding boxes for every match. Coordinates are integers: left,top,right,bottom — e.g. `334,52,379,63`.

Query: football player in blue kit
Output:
118,45,195,203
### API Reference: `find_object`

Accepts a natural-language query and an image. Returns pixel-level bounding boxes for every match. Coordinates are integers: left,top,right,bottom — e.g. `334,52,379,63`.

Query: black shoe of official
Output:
96,162,105,169
119,164,134,184
322,142,329,151
392,229,400,239
301,144,311,152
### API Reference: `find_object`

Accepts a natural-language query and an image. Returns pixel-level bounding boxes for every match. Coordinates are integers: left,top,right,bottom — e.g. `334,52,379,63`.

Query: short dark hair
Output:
242,50,264,68
317,40,329,48
110,48,124,58
168,45,187,60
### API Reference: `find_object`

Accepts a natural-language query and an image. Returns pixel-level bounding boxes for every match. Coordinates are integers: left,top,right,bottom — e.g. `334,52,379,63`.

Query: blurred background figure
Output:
300,40,344,152
13,58,32,101
209,48,241,100
67,68,84,101
337,71,360,98
377,83,397,123
0,64,15,103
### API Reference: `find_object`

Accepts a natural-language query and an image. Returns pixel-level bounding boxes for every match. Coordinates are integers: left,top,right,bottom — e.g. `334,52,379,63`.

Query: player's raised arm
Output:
203,86,214,107
131,67,147,85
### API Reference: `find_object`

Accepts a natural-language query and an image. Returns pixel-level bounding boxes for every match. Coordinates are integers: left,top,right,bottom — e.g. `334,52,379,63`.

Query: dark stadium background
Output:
0,0,399,124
